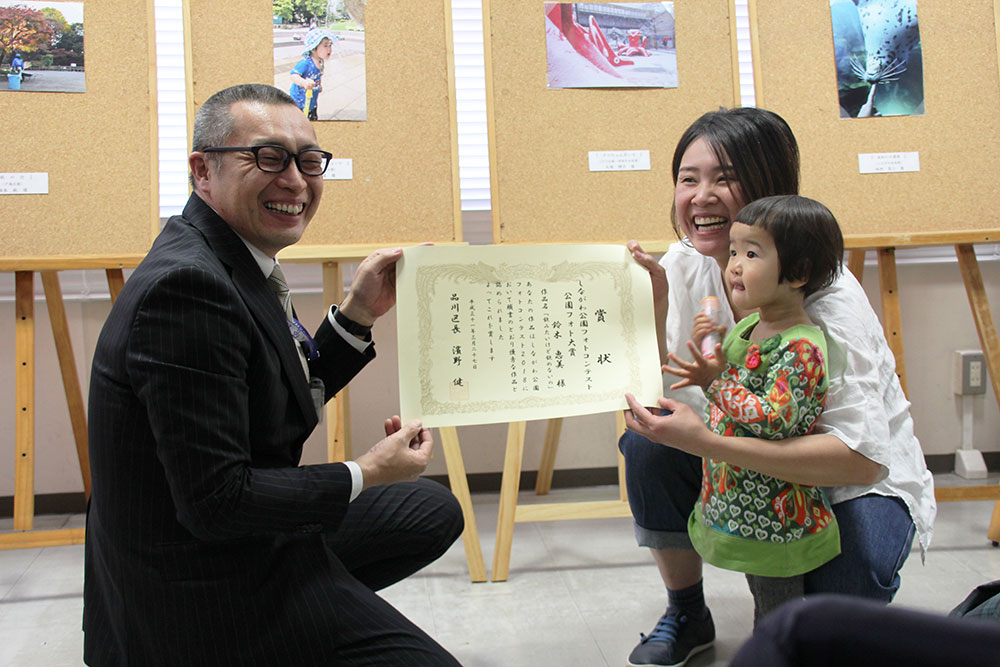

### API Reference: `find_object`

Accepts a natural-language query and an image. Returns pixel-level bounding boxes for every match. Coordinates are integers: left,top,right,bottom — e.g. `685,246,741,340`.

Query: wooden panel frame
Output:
0,0,159,259
184,0,463,248
484,0,740,245
750,0,1000,241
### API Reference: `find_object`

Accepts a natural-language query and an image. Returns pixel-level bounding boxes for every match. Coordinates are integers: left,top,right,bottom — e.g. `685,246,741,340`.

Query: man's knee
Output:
419,478,464,545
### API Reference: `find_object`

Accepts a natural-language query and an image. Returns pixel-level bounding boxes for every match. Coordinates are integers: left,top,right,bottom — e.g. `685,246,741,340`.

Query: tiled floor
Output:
2,476,999,666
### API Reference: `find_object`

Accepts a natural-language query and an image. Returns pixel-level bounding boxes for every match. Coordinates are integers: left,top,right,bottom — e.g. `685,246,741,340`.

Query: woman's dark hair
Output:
735,195,843,297
670,107,800,239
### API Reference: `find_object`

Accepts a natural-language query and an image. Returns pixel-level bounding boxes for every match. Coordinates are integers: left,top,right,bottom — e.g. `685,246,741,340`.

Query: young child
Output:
663,194,845,624
289,28,336,121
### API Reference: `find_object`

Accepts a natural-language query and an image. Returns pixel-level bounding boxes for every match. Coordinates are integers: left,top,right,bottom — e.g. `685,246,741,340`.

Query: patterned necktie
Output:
267,263,310,379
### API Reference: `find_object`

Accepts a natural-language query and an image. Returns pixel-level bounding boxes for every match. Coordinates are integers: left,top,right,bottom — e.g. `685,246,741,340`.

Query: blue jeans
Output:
619,429,916,602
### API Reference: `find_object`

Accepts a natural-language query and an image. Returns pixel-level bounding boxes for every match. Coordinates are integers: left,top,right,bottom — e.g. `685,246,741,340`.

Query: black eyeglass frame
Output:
200,145,333,176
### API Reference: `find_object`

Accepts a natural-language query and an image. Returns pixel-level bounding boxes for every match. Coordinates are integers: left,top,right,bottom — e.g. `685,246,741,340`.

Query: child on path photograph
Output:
289,28,336,120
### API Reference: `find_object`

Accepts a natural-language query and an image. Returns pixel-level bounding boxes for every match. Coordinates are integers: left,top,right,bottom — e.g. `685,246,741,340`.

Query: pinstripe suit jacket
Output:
84,194,375,665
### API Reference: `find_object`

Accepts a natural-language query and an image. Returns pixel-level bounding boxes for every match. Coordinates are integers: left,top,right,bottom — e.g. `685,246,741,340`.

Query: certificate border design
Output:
414,260,643,418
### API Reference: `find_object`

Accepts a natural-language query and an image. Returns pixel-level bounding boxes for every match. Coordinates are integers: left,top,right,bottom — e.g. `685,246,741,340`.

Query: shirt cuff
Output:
327,306,374,354
343,460,363,502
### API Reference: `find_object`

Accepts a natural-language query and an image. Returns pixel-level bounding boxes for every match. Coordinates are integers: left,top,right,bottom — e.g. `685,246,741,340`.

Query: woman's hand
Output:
623,394,714,456
627,240,669,365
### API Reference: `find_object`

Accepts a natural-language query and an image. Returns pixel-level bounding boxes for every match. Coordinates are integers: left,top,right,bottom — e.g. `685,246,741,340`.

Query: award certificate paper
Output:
396,244,663,427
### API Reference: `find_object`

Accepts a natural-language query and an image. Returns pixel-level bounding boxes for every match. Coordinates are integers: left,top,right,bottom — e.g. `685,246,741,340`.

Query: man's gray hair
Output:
192,83,298,151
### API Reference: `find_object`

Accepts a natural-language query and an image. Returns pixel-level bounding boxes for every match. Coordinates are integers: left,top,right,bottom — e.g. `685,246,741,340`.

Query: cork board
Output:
751,0,1000,243
485,0,738,245
0,0,158,260
185,0,462,249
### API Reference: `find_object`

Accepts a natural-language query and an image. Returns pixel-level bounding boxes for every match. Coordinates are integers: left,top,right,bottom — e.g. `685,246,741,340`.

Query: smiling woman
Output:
619,106,934,667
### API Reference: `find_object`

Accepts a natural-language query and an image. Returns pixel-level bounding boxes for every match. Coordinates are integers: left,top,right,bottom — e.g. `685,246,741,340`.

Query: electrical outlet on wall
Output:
953,350,987,395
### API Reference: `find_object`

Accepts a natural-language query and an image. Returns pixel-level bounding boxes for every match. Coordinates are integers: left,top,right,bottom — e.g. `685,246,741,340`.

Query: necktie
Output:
268,264,310,379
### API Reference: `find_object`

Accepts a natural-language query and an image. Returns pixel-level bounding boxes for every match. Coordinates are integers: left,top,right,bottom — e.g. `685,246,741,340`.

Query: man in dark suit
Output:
83,83,464,666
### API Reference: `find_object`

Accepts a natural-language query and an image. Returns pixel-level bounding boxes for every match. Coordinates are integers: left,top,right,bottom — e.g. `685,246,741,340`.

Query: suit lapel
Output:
182,196,317,428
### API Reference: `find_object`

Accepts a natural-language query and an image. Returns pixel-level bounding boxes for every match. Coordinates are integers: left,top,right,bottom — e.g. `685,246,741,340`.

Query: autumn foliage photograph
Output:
1,1,85,92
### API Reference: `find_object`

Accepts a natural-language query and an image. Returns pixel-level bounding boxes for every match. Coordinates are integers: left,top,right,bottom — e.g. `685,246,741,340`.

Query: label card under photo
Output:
0,173,49,195
588,150,651,172
858,152,920,174
323,159,354,180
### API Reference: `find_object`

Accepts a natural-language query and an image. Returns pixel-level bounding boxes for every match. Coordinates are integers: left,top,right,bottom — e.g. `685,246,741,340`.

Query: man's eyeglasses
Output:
201,145,333,176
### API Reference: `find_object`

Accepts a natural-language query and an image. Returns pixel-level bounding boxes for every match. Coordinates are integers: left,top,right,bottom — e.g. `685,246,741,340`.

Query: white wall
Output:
1,248,998,497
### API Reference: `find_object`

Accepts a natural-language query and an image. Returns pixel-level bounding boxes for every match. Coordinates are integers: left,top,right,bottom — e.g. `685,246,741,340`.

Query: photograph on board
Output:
544,2,677,89
830,0,924,118
0,1,84,93
272,0,367,121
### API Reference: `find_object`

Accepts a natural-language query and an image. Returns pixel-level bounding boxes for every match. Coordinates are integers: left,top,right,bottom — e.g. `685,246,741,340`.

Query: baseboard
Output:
0,468,623,518
424,466,622,494
925,452,1000,474
4,457,997,518
0,492,87,518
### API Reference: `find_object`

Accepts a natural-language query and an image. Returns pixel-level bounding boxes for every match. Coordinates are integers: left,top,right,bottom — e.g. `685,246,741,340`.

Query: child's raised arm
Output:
663,340,726,390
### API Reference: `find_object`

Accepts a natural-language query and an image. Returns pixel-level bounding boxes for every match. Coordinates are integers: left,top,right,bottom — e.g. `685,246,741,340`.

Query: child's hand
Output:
691,312,725,356
663,340,726,390
305,80,316,90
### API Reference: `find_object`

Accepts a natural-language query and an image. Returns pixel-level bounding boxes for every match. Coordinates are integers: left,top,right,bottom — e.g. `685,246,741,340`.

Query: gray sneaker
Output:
626,608,715,667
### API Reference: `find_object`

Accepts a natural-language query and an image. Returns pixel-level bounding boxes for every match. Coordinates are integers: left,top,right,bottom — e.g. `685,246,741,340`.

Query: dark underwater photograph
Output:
830,0,925,118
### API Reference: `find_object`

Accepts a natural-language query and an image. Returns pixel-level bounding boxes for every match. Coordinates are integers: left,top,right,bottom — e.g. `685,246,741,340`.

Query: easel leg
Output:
40,272,91,498
955,245,1000,407
105,268,125,303
955,244,1000,542
491,421,526,582
322,262,349,462
438,427,487,582
989,501,1000,546
616,411,628,502
534,417,562,495
877,248,908,396
848,249,866,283
14,272,35,531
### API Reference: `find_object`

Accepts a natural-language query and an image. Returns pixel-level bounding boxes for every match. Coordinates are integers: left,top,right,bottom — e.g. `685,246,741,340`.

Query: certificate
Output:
396,244,663,427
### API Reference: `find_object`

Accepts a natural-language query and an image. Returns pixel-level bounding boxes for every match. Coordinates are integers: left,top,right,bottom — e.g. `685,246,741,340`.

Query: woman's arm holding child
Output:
623,394,883,487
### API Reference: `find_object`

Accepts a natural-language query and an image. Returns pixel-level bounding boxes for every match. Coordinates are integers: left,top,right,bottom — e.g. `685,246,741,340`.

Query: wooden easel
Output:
1,258,141,550
844,237,1000,543
486,239,672,582
490,416,631,582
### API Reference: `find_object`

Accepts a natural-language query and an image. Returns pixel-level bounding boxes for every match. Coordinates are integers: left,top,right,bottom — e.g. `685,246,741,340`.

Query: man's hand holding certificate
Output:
396,245,663,427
